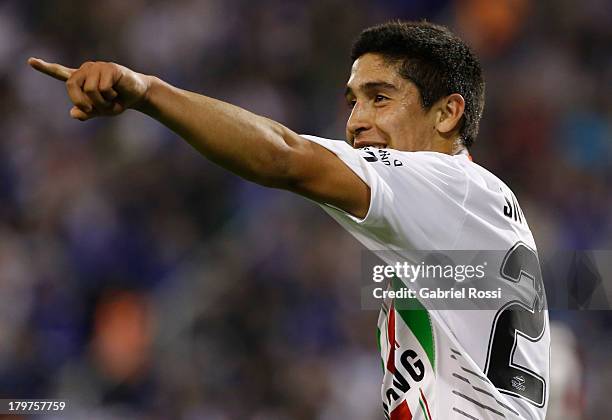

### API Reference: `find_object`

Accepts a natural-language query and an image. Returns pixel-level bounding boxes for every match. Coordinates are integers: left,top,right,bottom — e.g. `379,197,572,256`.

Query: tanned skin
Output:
28,53,465,218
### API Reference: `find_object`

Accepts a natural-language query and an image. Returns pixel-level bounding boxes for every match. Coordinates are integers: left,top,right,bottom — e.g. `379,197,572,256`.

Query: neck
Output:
429,136,466,155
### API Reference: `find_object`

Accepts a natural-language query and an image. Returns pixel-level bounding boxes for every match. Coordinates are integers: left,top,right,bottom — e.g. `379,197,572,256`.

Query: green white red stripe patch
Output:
420,388,433,420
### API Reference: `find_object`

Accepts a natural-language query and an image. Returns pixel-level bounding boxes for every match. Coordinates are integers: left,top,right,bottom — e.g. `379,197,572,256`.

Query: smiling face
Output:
345,53,440,152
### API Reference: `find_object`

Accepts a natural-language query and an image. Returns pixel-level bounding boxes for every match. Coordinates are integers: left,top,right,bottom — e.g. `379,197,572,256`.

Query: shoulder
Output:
301,135,465,167
462,158,525,213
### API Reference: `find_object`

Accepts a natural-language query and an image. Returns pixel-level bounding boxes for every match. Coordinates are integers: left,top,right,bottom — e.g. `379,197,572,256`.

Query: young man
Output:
29,21,549,419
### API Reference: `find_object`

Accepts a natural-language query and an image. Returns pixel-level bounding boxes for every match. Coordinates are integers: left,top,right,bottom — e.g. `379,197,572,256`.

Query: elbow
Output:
246,124,303,189
253,143,300,189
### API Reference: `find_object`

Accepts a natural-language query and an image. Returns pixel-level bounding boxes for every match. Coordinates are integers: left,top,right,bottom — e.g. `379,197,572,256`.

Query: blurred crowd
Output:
0,0,610,418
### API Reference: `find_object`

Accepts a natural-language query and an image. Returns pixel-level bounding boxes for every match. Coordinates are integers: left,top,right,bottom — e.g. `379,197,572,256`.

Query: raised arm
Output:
28,58,369,218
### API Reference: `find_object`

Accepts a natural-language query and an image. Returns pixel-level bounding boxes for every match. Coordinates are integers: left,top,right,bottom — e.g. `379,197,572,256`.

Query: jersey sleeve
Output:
301,135,469,250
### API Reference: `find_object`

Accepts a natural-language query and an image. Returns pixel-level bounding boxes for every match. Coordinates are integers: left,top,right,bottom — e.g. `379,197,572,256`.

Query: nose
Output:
346,101,372,142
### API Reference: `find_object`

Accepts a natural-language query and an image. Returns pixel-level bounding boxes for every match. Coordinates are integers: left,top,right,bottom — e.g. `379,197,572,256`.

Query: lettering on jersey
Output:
363,149,378,162
379,150,391,165
502,188,525,224
383,348,425,411
361,147,404,166
383,402,389,419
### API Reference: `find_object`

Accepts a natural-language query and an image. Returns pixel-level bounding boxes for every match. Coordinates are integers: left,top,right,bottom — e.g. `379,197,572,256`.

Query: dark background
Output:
1,0,610,418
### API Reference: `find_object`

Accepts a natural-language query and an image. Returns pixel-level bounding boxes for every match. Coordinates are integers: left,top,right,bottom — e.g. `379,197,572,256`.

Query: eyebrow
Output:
344,81,398,98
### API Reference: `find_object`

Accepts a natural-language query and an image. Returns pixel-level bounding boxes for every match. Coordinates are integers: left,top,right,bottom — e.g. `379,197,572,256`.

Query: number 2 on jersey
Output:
485,242,547,407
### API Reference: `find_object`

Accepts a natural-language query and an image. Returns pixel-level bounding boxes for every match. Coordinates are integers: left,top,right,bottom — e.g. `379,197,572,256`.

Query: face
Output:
345,53,438,151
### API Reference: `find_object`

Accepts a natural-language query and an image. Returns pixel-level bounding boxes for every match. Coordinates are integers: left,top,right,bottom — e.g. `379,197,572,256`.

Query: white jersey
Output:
303,135,550,420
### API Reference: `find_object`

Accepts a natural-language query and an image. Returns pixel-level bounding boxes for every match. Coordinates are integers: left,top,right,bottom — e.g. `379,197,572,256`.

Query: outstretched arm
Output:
28,58,369,217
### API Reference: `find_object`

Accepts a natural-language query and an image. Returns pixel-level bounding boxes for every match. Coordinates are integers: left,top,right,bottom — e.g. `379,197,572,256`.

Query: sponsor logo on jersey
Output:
384,348,425,406
511,375,527,392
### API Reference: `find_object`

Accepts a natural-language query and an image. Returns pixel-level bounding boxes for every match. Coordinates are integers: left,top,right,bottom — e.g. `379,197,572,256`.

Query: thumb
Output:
28,57,75,82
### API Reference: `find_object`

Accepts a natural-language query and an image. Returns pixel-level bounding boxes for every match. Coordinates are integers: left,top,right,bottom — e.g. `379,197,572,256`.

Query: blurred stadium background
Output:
1,0,611,418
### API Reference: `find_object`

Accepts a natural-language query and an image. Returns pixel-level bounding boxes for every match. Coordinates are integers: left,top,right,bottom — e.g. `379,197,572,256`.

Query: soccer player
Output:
29,21,549,419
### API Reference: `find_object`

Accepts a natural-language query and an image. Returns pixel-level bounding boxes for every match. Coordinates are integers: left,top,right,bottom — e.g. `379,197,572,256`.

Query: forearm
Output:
137,76,297,186
28,57,370,218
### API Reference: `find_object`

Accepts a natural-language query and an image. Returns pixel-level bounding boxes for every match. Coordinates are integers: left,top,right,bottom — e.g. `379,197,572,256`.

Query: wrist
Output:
133,74,161,114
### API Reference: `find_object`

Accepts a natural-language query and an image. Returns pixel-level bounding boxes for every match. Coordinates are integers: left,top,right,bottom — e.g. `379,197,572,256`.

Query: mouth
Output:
353,140,388,149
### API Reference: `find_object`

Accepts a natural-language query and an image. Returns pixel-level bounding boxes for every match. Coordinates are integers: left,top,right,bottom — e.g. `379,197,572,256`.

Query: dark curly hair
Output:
351,21,485,148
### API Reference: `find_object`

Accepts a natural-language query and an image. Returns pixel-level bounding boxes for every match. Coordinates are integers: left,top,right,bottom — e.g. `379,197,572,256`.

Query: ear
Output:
435,93,465,136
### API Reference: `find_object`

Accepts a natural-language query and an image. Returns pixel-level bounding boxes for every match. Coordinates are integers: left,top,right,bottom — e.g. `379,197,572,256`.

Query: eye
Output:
374,94,388,103
347,99,356,109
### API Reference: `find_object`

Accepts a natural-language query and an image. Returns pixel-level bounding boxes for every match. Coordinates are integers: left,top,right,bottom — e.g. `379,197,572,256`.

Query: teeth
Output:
357,145,387,149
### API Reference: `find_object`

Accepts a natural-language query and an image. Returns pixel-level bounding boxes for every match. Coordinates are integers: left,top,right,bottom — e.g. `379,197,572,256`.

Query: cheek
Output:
372,113,395,142
397,103,431,133
382,108,416,137
377,109,405,132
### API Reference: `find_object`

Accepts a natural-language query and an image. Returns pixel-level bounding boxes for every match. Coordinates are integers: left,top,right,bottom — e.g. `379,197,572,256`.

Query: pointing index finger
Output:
28,57,75,82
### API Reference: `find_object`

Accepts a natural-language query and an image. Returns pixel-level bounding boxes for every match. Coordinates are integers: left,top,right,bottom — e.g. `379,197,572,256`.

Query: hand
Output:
28,58,152,121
